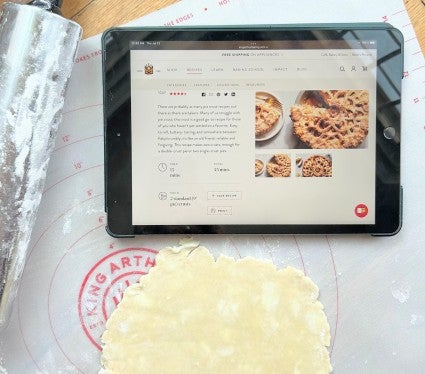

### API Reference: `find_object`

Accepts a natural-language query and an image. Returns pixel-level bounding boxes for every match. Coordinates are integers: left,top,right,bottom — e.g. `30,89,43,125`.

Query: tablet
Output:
102,24,403,237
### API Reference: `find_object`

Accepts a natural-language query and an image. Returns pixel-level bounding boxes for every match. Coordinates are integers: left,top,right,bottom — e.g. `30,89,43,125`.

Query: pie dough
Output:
100,242,332,374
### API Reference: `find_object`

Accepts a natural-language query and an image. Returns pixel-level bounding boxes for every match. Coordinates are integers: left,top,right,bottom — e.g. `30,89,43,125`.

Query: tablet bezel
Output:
102,25,403,237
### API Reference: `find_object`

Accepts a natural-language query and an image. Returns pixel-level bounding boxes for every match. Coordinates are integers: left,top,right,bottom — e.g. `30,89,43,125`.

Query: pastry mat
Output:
1,0,425,372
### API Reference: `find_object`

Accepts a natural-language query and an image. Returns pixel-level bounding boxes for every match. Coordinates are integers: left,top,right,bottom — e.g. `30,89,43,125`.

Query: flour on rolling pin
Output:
0,1,81,329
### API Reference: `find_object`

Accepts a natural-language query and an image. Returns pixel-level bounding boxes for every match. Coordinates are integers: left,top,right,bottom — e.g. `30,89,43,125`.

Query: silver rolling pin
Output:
0,0,82,329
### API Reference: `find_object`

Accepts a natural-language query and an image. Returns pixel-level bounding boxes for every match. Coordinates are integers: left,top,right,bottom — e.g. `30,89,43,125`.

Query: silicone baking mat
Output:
1,0,425,372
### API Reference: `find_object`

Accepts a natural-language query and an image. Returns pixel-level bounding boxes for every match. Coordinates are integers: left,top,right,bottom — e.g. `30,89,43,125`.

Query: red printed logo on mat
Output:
78,248,157,350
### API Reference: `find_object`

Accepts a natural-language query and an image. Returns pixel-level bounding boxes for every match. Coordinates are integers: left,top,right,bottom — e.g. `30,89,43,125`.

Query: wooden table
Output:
1,0,424,53
71,0,425,53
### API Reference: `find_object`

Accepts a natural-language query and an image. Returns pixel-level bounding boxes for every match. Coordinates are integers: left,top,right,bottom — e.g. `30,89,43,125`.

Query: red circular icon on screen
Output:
354,204,368,218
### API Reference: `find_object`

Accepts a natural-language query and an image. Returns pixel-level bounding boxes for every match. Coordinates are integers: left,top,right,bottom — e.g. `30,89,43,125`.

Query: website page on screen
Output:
130,40,376,225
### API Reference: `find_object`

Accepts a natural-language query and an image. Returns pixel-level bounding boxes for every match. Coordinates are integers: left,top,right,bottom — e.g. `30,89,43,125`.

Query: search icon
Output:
339,66,345,72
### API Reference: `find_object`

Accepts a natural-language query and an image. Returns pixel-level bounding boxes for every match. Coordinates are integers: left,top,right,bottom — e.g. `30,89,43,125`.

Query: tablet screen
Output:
129,39,377,226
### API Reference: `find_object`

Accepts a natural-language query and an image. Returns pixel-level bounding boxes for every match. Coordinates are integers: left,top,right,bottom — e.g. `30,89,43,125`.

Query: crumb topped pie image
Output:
266,153,291,177
255,92,283,140
290,90,369,149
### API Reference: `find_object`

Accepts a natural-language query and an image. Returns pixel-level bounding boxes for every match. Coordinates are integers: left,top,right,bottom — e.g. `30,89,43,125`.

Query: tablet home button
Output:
383,126,396,140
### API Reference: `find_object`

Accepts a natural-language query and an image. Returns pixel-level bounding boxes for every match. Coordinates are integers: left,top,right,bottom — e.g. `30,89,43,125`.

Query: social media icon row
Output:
201,92,236,97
